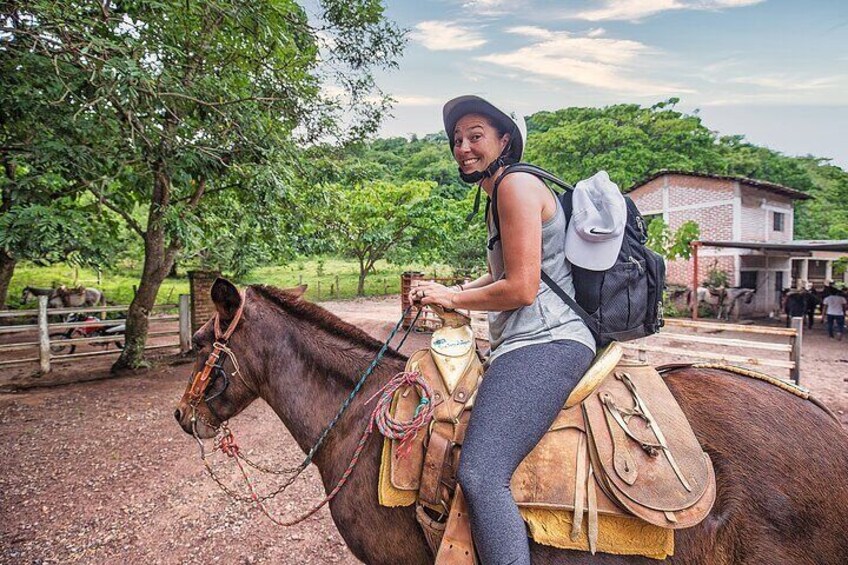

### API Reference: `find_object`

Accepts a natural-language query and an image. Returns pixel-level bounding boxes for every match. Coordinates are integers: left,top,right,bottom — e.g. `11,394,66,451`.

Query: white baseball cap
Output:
565,171,627,271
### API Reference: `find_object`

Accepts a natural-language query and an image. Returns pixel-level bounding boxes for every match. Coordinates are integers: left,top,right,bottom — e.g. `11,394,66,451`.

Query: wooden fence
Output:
621,317,803,384
468,314,803,384
0,295,191,374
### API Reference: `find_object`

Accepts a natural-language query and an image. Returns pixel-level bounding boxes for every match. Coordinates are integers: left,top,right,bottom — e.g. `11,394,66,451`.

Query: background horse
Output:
175,279,848,564
54,285,106,308
21,286,63,308
685,286,724,318
720,287,755,321
21,285,105,308
687,286,755,320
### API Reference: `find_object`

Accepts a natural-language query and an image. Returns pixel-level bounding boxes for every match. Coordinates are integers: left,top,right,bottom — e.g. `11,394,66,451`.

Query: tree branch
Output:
87,184,145,238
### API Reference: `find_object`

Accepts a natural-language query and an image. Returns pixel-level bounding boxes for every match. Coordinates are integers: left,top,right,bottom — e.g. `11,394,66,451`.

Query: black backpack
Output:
486,163,666,347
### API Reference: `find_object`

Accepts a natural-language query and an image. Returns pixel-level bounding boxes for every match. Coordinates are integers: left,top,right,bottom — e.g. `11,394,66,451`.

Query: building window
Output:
773,211,785,232
740,271,758,289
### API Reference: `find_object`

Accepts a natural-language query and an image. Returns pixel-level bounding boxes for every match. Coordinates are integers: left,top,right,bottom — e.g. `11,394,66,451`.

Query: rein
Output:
192,299,435,525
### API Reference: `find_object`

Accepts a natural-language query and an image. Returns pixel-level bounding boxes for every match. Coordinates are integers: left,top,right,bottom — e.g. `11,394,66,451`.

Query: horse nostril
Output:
174,408,182,422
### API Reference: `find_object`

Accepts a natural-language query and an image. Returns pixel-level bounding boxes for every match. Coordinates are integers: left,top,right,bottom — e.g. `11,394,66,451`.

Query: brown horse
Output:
175,279,848,564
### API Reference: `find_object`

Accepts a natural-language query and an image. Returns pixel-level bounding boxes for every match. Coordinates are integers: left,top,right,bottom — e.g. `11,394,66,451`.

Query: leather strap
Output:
415,504,447,557
601,397,639,486
587,463,599,555
420,430,453,510
435,486,477,565
451,355,482,408
570,433,587,541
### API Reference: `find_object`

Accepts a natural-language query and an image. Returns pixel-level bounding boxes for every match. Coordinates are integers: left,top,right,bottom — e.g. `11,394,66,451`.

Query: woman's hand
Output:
409,281,459,309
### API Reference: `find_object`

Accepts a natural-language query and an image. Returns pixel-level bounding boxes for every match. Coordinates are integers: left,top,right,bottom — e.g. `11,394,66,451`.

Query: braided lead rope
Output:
368,370,435,458
295,306,422,472
217,368,435,526
194,307,425,505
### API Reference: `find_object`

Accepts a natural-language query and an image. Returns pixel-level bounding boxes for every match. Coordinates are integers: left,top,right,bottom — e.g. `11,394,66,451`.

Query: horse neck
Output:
245,307,432,564
255,308,407,471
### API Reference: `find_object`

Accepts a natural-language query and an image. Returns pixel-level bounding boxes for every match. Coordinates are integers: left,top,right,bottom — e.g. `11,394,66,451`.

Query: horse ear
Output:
283,284,308,299
211,278,242,321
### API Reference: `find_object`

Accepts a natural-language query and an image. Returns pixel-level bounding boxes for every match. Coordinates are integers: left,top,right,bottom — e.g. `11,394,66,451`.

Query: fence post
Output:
179,294,192,354
38,296,50,374
790,316,803,385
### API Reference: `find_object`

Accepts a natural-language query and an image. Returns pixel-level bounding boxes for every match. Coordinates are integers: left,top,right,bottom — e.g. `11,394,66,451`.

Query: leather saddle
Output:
379,308,716,563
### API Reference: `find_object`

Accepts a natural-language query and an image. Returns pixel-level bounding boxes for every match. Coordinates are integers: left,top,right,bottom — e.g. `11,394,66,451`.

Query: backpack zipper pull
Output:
628,256,644,272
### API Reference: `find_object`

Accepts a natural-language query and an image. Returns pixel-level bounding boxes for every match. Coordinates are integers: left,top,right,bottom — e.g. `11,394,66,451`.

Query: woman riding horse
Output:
409,96,602,565
175,279,848,564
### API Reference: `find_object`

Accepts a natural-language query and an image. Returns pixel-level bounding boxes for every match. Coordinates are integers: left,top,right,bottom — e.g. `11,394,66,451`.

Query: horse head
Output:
174,278,307,438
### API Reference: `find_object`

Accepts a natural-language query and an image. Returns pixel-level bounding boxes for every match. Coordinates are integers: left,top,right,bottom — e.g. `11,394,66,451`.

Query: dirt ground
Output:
1,295,845,564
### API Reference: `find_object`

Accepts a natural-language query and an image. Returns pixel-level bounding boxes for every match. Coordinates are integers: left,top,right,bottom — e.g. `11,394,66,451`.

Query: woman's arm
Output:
451,272,494,292
417,173,551,312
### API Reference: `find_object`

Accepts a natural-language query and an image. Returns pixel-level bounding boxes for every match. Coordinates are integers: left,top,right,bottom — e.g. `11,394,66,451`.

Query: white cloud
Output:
700,76,848,106
571,0,765,22
728,74,842,91
461,0,519,16
392,95,443,107
478,27,693,95
410,21,487,51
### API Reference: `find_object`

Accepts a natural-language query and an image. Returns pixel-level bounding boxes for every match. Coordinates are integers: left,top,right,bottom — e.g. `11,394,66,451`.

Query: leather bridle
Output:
186,291,246,409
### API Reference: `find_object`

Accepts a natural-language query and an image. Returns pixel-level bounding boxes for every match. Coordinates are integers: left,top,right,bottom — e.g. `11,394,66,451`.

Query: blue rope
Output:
297,305,423,470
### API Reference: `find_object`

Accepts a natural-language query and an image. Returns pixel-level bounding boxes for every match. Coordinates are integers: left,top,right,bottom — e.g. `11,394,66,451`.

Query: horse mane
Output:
248,284,406,363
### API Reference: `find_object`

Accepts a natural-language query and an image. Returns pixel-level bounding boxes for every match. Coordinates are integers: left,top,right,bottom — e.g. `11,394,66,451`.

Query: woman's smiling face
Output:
453,113,509,174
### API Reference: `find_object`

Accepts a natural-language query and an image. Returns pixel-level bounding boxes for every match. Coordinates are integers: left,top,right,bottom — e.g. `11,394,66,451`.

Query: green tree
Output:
792,158,848,240
646,218,700,261
3,0,402,368
0,20,130,308
303,179,449,294
525,99,724,189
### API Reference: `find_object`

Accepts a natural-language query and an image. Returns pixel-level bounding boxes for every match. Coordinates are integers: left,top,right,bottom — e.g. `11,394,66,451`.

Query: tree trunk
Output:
357,256,367,296
0,158,17,309
0,250,16,309
112,168,179,371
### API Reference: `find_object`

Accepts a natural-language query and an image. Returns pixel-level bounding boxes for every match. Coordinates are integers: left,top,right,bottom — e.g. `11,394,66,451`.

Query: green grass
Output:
8,257,459,307
244,257,455,301
9,263,187,307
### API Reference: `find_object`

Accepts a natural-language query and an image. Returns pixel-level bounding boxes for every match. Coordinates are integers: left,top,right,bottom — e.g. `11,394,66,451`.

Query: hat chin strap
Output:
461,152,518,221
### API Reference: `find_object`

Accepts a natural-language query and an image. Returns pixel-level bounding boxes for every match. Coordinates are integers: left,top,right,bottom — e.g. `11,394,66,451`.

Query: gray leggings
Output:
457,339,594,565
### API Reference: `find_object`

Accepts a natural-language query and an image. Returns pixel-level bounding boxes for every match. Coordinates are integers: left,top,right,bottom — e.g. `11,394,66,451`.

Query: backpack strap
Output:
486,163,599,335
541,271,599,335
488,163,574,250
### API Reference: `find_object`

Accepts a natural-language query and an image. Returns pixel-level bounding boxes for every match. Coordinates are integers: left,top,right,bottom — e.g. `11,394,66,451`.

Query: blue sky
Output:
365,0,848,168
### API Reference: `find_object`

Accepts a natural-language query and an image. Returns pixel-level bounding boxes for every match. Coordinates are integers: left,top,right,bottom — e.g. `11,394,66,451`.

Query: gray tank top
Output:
486,191,596,364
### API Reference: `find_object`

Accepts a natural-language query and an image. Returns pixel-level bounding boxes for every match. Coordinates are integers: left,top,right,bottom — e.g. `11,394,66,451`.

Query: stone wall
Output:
188,270,221,332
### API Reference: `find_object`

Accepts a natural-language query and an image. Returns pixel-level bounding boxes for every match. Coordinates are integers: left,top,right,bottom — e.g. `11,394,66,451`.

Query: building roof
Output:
697,240,848,253
627,170,813,201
